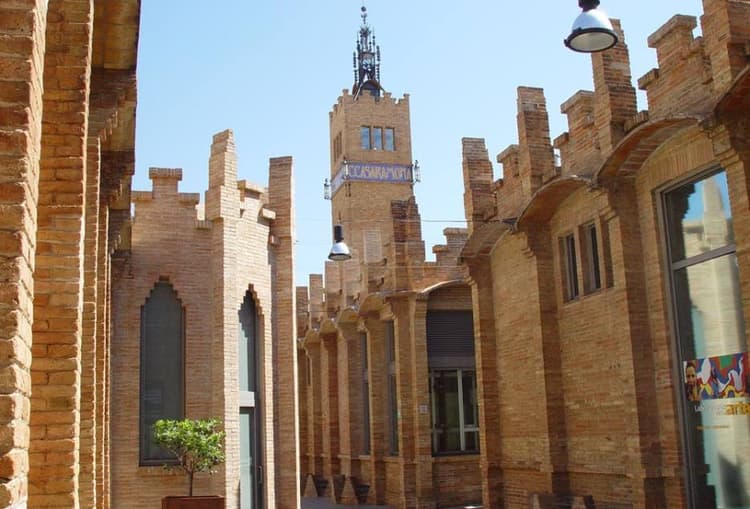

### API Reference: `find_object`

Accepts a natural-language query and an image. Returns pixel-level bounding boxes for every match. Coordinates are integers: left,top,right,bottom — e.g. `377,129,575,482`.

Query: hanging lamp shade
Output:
328,225,352,261
565,0,617,53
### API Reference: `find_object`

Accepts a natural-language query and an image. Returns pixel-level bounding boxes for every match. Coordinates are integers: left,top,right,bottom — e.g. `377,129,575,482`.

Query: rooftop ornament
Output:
565,0,618,53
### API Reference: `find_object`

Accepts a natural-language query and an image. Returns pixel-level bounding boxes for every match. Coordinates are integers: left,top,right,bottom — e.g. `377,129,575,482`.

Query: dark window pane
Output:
239,294,256,392
140,281,184,464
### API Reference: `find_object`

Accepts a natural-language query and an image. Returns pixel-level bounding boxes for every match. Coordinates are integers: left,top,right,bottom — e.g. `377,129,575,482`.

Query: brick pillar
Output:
268,155,299,508
525,226,569,496
592,19,637,155
79,137,101,507
0,1,48,507
320,330,340,497
467,257,504,509
336,319,362,505
461,138,495,235
95,201,110,509
409,297,434,508
304,335,324,478
516,87,555,196
702,0,750,94
29,0,94,506
362,316,387,504
206,130,240,502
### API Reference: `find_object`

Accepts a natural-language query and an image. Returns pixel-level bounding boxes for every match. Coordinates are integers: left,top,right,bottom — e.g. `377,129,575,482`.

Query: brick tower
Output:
328,5,415,271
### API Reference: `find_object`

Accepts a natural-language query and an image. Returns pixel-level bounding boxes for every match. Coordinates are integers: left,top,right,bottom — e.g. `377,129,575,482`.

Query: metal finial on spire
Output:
361,4,367,26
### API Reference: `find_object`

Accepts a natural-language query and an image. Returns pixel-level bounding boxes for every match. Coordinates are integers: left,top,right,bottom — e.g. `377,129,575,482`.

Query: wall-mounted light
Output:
323,178,331,200
565,0,617,53
328,224,352,261
412,160,421,183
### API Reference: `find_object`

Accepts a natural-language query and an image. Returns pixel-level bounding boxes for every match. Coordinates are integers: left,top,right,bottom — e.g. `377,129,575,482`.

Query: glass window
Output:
664,169,749,508
140,280,184,464
561,233,579,301
430,369,479,454
582,223,601,294
373,127,383,150
360,127,371,150
385,128,395,151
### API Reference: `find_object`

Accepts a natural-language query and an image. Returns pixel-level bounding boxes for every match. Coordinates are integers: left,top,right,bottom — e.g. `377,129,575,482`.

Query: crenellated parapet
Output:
638,15,712,118
330,88,410,117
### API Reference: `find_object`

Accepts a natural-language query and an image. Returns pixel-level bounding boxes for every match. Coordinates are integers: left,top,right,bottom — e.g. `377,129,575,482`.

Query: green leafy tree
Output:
153,418,226,496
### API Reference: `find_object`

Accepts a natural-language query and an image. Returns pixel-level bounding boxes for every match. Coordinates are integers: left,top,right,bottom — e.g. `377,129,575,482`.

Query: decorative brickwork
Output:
460,3,750,508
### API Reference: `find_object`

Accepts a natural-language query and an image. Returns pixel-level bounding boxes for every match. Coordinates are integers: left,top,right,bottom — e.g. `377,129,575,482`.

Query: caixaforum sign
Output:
331,161,414,196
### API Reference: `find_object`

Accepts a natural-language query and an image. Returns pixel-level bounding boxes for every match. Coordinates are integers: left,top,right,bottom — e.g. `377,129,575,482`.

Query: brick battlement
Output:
466,1,750,224
330,88,410,118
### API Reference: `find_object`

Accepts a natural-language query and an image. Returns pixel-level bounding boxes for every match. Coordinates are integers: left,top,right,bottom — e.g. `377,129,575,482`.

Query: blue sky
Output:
135,1,703,286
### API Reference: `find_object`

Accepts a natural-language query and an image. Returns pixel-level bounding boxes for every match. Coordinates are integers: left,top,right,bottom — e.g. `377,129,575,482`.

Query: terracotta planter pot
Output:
161,496,225,509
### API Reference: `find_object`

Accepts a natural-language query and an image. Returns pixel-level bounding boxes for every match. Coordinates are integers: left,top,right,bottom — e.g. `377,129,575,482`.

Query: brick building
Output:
0,0,140,507
301,1,750,509
460,1,750,508
298,7,482,508
109,131,299,508
0,1,301,508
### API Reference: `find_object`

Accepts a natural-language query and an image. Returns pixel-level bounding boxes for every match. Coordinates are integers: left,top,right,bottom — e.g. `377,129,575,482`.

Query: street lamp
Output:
328,225,352,261
565,0,617,53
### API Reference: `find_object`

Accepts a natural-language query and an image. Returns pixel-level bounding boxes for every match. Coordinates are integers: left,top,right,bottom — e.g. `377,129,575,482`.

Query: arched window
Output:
139,280,184,464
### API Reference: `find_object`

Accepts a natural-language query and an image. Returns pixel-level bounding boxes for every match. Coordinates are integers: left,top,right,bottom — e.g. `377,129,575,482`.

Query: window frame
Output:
561,232,579,302
429,368,479,455
581,221,602,294
139,280,185,466
660,166,746,509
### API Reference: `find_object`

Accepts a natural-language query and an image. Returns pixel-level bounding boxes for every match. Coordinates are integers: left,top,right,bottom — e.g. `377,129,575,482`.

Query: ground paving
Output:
301,496,393,508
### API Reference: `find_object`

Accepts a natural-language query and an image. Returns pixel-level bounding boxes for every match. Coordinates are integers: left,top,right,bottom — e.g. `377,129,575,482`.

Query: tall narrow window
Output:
372,127,383,150
582,222,601,294
360,127,371,150
664,169,749,508
561,233,579,301
361,332,371,455
384,128,395,151
239,292,262,508
385,321,398,455
140,280,184,464
427,309,479,455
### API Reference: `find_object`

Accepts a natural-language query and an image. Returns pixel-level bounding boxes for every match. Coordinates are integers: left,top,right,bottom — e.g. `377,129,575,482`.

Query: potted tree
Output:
153,418,226,509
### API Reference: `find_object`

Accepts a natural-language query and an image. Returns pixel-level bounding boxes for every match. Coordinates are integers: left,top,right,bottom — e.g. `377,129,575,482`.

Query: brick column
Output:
29,0,94,507
362,316,387,504
467,256,504,508
320,330,340,498
96,201,110,509
79,137,101,507
304,335,324,479
268,156,299,508
0,1,48,507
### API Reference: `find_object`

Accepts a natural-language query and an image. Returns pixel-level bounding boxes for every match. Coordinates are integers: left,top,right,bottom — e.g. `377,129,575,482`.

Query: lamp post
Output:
328,225,352,261
565,0,617,53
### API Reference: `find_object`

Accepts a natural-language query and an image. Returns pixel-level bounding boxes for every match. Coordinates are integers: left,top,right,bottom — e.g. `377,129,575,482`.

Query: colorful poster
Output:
683,352,749,402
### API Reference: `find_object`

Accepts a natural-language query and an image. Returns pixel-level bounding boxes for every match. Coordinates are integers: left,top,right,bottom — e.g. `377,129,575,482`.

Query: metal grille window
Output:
663,169,749,508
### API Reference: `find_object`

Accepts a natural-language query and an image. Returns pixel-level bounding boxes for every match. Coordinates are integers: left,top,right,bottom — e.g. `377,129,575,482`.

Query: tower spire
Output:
353,3,382,98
